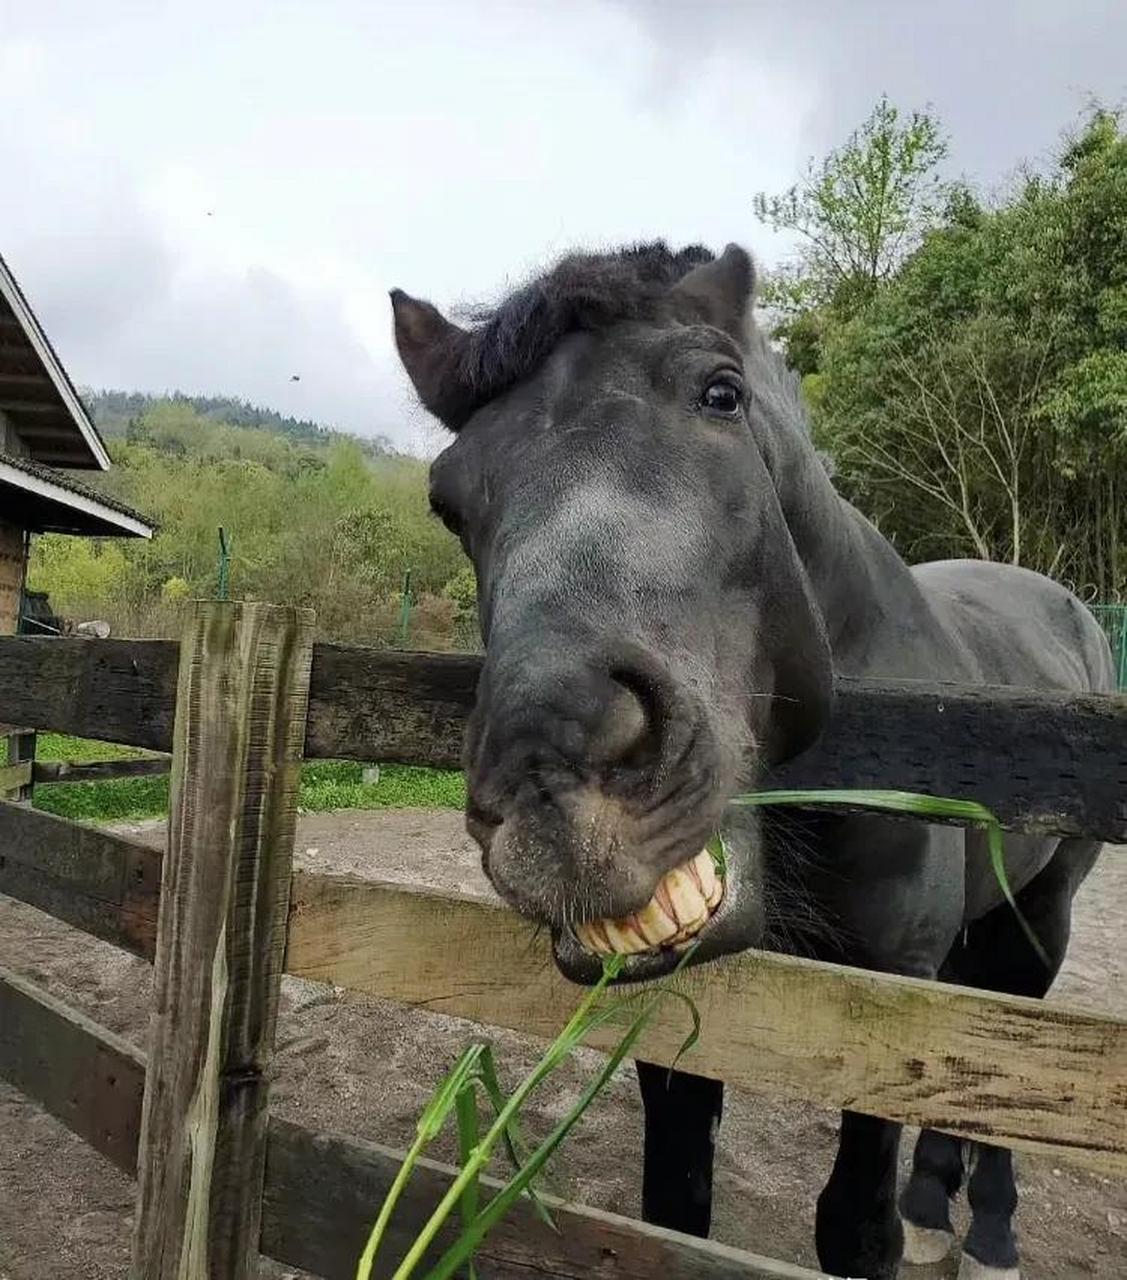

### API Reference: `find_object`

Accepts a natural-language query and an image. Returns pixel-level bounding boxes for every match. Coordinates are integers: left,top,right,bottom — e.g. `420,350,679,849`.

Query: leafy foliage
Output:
86,388,396,456
754,96,954,374
30,399,472,644
767,103,1127,600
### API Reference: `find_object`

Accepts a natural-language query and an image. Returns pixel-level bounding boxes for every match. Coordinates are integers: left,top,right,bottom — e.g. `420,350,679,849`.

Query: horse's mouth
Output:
545,829,756,985
572,848,725,957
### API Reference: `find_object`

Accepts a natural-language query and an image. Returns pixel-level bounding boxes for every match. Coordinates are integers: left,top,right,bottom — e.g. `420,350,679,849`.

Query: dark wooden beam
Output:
2,637,1124,839
0,342,39,372
306,644,477,769
0,800,161,959
0,372,55,396
0,965,145,1176
33,756,170,784
767,678,1127,840
262,1117,819,1280
305,648,1127,842
0,637,178,751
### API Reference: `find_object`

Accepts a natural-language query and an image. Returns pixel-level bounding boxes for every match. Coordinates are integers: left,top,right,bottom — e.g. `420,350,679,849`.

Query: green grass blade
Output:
419,988,673,1280
419,950,702,1280
731,788,1050,967
707,832,728,877
417,1044,487,1141
656,987,702,1073
385,959,625,1279
356,1044,485,1280
454,1085,480,1280
472,1047,558,1231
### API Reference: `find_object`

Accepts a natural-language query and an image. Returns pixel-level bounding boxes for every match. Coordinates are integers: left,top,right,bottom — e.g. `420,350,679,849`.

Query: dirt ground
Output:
1,809,1124,1279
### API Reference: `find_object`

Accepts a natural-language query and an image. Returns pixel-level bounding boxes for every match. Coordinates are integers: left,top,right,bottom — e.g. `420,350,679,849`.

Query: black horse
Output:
391,243,1113,1279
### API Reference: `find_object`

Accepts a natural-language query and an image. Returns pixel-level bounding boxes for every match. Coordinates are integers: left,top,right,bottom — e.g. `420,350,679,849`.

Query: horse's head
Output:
392,243,832,981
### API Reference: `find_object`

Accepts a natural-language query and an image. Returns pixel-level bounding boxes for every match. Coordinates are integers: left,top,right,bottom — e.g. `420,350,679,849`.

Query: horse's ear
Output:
390,289,473,430
669,244,757,339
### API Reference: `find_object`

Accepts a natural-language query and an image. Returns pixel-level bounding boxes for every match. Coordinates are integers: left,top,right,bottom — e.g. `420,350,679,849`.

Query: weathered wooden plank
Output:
130,602,314,1280
0,965,145,1175
0,760,32,793
261,1116,824,1280
0,636,178,749
1,635,1123,838
286,872,1127,1177
304,648,1127,841
0,800,160,957
33,756,170,784
306,643,478,768
769,680,1127,840
0,970,824,1278
2,728,35,802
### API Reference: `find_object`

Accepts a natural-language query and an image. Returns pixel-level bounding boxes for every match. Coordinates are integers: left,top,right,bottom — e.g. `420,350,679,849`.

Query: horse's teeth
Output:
691,849,717,900
603,918,651,954
575,921,610,955
663,865,707,926
633,898,679,946
575,848,726,957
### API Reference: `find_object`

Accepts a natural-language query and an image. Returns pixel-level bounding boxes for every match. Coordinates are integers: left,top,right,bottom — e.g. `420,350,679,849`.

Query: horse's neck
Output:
778,450,942,674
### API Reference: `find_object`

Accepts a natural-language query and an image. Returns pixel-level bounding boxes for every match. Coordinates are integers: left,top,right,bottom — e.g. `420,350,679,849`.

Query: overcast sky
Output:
2,0,1124,452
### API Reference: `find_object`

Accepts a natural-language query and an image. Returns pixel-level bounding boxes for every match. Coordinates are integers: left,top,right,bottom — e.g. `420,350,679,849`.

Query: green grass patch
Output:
34,734,153,764
297,761,466,814
8,735,466,823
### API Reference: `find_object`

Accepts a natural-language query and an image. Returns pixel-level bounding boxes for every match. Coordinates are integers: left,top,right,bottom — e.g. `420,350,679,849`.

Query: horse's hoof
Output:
901,1219,955,1264
957,1253,1020,1280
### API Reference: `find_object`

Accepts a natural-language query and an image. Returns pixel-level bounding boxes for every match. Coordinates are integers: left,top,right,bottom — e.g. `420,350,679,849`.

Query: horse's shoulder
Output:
910,559,1111,691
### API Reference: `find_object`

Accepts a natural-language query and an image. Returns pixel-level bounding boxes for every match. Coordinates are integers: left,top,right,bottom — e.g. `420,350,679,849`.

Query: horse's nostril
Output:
595,673,656,766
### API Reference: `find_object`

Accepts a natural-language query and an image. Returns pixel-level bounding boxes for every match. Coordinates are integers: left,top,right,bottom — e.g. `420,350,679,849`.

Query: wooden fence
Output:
0,600,1125,1279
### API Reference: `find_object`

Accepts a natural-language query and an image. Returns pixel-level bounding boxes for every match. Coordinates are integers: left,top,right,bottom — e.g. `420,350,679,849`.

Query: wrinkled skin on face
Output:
392,246,832,982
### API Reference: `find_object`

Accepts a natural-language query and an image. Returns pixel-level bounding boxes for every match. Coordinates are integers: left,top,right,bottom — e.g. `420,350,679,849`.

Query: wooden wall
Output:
0,519,26,635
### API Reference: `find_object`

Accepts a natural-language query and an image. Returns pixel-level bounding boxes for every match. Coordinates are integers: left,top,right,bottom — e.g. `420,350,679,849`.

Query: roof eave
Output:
0,254,110,470
0,459,154,539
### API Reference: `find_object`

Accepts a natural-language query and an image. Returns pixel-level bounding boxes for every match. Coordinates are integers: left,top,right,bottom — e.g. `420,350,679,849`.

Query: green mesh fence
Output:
1091,604,1127,691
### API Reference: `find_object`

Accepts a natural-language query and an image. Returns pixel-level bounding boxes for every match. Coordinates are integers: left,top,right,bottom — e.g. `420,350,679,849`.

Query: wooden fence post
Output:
130,601,314,1280
2,728,35,803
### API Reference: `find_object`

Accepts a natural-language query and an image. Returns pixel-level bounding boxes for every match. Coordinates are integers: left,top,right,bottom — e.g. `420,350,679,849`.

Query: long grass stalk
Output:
732,788,1049,965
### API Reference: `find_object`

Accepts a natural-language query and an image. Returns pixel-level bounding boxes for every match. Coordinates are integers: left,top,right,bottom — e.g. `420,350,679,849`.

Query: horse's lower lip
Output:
572,848,725,957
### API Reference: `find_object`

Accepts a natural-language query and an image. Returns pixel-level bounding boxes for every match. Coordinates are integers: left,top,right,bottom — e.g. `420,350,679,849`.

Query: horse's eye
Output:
701,378,743,416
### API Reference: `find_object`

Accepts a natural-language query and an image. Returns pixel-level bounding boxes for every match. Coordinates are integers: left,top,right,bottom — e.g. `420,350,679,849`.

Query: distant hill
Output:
84,389,397,457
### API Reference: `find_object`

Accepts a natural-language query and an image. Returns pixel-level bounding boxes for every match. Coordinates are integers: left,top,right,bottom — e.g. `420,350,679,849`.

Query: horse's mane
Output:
449,240,814,442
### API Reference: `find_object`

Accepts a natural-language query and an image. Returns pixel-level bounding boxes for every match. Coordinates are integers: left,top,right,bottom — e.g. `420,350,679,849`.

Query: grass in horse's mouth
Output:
574,848,725,956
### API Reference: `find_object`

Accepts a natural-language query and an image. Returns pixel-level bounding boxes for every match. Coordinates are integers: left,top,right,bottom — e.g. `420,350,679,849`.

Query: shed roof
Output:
0,252,109,470
0,452,153,538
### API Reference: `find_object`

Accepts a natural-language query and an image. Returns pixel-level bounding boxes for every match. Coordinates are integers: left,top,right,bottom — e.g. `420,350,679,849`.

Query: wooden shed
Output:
0,251,153,635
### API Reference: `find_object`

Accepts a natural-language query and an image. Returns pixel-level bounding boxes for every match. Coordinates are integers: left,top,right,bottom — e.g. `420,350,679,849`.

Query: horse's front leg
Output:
816,1110,904,1279
636,1061,724,1238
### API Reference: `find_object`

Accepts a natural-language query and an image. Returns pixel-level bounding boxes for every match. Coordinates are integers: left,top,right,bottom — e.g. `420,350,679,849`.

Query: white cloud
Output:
0,0,1123,451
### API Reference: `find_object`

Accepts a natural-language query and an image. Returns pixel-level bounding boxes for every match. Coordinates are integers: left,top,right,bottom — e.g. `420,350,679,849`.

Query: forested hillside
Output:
31,397,476,647
86,389,396,457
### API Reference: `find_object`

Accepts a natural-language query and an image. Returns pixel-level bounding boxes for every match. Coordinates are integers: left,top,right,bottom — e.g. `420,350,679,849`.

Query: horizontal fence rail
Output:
1,637,1124,839
0,637,178,750
3,794,1123,1178
284,872,1127,1177
0,801,161,957
0,966,821,1280
33,757,170,784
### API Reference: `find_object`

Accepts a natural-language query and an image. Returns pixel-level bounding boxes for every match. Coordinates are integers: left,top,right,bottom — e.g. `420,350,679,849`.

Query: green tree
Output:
754,96,953,373
814,108,1127,598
